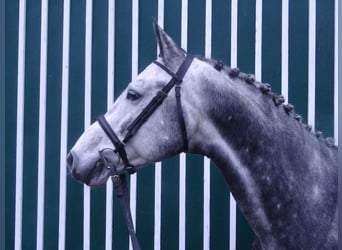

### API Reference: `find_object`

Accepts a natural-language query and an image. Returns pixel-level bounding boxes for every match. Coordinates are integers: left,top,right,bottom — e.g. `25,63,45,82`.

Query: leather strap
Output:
124,55,193,148
175,85,188,152
99,150,141,250
113,175,141,250
97,114,136,173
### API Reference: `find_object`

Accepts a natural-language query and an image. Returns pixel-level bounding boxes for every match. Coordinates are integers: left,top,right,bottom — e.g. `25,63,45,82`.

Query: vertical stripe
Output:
58,0,70,249
203,1,212,249
308,0,316,127
203,160,211,250
281,0,289,101
36,0,48,249
157,0,164,27
154,2,164,250
179,153,187,250
203,157,210,250
179,1,188,249
231,0,238,67
130,1,139,249
229,1,238,249
15,1,26,250
178,153,186,250
181,0,188,50
84,0,93,250
255,0,262,80
154,160,162,250
334,0,338,144
205,0,212,58
105,1,115,249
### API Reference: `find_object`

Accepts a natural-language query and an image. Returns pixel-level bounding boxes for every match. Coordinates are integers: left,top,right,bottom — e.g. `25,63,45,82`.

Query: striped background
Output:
5,0,338,249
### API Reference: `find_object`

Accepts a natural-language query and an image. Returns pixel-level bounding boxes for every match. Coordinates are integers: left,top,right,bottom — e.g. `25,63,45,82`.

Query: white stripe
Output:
36,0,48,249
58,0,70,249
334,0,338,144
181,0,188,50
107,0,115,108
105,1,115,249
230,0,238,68
308,0,316,128
229,195,237,250
203,158,211,250
131,0,139,80
281,0,289,101
179,1,188,249
154,2,164,250
204,1,212,249
157,0,164,27
179,153,186,250
205,0,212,58
83,187,91,250
230,1,238,249
255,0,262,81
154,162,162,250
15,1,26,249
130,1,139,249
84,0,93,249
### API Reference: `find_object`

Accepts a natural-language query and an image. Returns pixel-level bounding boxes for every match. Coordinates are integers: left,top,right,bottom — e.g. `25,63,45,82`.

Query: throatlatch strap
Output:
175,85,188,152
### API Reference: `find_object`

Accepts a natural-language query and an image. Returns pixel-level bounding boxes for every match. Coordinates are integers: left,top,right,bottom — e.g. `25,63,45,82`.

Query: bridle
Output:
96,54,194,250
97,54,193,175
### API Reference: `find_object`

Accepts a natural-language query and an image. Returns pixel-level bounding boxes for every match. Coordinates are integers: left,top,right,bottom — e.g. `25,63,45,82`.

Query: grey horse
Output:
67,23,338,249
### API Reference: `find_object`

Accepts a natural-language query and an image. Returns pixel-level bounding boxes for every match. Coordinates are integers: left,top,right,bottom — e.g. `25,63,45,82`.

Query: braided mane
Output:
196,56,337,149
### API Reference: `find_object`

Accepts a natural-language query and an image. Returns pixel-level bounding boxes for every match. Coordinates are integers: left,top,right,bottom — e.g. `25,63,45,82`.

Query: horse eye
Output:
126,90,141,101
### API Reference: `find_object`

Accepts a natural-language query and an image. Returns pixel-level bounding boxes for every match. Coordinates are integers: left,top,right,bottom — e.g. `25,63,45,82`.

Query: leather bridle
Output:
96,54,194,250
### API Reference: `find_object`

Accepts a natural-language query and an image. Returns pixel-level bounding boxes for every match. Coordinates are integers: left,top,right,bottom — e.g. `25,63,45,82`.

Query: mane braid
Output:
195,56,338,149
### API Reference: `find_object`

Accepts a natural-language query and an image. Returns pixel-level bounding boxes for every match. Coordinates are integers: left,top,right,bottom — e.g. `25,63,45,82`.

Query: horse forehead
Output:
134,63,170,85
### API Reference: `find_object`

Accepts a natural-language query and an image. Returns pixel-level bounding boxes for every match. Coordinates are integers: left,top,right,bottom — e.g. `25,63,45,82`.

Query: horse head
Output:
67,23,204,187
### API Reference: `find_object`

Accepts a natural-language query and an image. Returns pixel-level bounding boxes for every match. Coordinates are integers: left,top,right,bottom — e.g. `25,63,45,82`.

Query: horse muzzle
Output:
67,150,113,187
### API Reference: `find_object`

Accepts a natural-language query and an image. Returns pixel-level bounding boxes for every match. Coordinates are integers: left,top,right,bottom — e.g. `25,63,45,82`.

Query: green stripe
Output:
5,0,19,249
66,1,86,249
43,1,64,249
315,0,334,137
288,0,309,123
262,0,282,94
22,0,42,248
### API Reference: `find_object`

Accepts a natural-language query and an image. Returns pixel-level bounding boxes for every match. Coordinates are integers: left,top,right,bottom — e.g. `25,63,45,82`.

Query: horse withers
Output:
67,23,338,249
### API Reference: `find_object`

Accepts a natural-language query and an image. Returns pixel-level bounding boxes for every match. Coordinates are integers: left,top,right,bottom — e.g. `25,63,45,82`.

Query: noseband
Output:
97,54,194,175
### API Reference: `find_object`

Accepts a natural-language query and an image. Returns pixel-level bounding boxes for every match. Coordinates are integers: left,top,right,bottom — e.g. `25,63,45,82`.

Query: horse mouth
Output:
83,161,112,187
69,160,112,187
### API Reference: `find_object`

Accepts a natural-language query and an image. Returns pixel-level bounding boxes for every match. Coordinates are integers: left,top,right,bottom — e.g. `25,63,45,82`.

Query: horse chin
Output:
84,161,112,187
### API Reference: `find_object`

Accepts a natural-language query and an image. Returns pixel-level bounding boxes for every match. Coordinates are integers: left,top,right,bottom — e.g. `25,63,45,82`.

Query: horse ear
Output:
153,21,186,70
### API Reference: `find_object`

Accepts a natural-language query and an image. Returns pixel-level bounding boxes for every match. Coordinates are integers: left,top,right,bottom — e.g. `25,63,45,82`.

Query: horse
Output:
66,23,338,249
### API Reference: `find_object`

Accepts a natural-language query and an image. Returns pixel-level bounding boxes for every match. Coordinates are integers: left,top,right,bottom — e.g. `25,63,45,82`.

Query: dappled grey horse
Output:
67,23,338,249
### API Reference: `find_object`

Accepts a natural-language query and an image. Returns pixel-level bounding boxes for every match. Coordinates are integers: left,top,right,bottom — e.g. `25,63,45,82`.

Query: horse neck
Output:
187,66,337,247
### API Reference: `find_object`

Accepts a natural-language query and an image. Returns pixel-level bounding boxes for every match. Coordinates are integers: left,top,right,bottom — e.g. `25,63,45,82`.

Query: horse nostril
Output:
67,152,74,168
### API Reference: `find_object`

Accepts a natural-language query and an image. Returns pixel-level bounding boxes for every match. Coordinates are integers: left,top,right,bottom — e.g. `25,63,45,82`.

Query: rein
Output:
96,54,194,250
